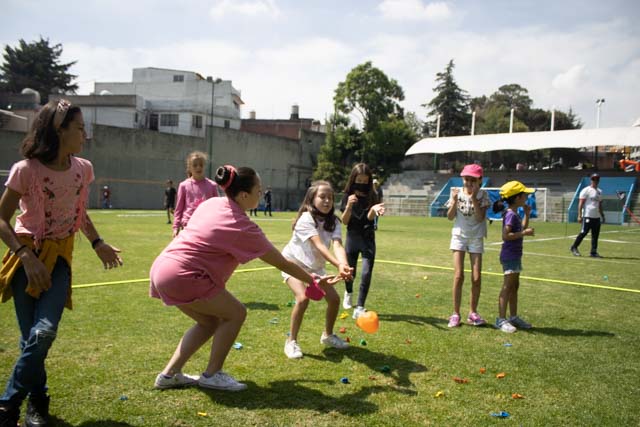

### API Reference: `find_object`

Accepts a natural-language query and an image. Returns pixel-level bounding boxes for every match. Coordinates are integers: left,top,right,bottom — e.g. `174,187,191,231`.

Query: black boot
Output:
0,404,20,427
24,395,49,427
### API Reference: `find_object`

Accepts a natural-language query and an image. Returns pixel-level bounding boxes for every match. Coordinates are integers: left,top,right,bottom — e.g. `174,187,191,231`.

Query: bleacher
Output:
382,169,639,223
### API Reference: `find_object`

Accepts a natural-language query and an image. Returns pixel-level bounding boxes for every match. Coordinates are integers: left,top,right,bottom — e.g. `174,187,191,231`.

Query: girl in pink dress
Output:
150,165,340,391
0,100,122,425
172,151,219,236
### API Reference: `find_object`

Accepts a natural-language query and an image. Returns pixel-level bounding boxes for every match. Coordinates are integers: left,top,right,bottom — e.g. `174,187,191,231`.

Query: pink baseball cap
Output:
460,164,483,178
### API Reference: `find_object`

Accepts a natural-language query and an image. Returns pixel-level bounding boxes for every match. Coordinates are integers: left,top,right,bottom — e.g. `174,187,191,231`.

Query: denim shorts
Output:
501,258,522,275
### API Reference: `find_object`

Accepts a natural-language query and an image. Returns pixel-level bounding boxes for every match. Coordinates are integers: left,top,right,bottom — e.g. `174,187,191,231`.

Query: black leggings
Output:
345,232,376,307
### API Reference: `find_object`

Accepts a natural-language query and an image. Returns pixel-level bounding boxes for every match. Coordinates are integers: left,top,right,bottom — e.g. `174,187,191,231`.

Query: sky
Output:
2,0,639,129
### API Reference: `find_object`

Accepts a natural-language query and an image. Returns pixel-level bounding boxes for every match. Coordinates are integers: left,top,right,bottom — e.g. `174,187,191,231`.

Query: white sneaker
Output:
342,291,353,309
495,318,517,333
320,333,349,349
198,371,247,391
154,372,199,389
352,306,366,319
284,339,303,359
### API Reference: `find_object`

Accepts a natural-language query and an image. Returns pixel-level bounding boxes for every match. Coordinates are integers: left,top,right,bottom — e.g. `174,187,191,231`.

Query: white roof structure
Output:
405,127,640,155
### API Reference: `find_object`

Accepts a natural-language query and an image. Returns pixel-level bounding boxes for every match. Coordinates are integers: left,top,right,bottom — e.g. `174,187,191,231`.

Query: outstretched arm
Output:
259,248,339,286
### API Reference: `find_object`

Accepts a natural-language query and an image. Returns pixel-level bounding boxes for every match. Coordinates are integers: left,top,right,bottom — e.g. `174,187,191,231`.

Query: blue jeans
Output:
0,257,70,406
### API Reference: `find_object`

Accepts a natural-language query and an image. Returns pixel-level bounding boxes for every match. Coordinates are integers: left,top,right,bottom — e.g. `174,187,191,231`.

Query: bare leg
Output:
161,311,218,376
499,273,518,319
469,252,483,313
508,278,520,318
322,285,340,335
451,250,465,314
286,277,309,341
166,290,247,375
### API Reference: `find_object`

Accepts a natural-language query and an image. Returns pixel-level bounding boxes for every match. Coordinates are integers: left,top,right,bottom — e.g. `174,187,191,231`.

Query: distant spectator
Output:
101,185,111,209
164,180,177,224
516,162,525,171
263,187,272,216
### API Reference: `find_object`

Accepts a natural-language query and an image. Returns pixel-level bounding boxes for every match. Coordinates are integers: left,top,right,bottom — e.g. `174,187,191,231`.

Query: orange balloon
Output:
356,311,379,333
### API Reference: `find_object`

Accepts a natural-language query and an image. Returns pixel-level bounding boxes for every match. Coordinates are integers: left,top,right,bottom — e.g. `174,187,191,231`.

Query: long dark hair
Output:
21,99,81,163
293,180,338,232
343,163,377,207
214,165,258,198
492,193,523,216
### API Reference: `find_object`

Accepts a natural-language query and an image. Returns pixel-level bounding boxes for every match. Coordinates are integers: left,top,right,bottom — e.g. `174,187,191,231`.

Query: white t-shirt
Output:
282,212,342,275
579,186,602,218
445,188,490,238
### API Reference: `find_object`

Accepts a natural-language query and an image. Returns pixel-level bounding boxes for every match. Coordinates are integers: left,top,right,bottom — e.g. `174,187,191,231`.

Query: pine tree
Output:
0,37,78,104
423,60,470,137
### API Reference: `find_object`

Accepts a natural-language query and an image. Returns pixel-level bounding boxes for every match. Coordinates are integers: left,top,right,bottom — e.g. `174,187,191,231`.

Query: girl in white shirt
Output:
281,180,353,359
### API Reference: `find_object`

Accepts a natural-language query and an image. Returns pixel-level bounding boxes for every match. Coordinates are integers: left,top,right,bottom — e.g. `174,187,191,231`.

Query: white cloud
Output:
209,0,281,19
552,64,587,91
379,0,451,21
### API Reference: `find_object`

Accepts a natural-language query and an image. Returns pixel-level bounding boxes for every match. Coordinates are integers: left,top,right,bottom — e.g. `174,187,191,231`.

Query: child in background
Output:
173,151,219,236
340,163,385,319
150,166,340,391
0,100,123,425
164,180,177,224
281,180,353,359
492,181,535,333
445,164,490,328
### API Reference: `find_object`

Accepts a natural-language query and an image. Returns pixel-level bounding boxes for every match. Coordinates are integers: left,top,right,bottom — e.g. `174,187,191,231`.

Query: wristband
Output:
14,244,28,255
91,238,104,249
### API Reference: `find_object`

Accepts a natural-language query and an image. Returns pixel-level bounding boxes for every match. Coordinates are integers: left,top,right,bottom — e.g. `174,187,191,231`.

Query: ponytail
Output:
214,164,258,198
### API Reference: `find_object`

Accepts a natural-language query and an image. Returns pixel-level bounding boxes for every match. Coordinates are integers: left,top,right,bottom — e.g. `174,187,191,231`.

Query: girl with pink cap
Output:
445,163,491,328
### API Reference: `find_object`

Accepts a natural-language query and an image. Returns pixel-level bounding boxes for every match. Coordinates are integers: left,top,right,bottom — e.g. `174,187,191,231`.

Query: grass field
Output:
1,210,639,426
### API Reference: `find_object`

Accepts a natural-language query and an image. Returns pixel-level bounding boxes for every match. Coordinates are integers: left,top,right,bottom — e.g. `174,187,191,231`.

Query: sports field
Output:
1,211,639,426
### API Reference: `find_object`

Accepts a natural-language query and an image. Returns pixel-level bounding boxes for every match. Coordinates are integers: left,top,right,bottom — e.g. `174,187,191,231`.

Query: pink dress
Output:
150,197,275,305
173,177,219,232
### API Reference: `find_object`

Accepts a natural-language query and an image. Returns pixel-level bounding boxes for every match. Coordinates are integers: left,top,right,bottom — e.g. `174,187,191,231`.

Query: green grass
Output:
1,210,639,426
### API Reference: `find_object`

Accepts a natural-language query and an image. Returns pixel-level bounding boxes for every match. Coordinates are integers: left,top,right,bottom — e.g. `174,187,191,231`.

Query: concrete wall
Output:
1,124,324,211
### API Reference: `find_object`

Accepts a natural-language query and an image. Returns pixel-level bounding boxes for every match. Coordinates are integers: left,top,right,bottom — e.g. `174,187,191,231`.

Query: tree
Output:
313,114,361,189
423,59,470,137
334,61,405,132
0,37,78,104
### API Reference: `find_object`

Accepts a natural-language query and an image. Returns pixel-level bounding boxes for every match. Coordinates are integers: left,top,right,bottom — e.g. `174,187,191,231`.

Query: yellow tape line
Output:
72,260,639,294
375,259,640,294
71,266,276,289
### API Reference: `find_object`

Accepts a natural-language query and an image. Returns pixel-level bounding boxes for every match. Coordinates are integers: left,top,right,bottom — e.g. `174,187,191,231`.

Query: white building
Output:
55,67,244,138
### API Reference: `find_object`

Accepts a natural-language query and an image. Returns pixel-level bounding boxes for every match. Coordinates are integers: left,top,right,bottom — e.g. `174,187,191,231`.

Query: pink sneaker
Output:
448,313,461,328
467,312,487,326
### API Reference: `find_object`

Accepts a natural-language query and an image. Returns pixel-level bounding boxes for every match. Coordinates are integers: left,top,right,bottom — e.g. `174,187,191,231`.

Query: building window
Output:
192,115,203,129
173,75,184,82
160,113,179,127
134,112,139,124
224,120,230,129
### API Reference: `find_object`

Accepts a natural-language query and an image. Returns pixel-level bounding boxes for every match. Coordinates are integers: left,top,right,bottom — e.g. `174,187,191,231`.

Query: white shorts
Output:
450,235,484,254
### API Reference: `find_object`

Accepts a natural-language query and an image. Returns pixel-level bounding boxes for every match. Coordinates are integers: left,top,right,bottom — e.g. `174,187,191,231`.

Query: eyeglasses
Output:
53,99,72,130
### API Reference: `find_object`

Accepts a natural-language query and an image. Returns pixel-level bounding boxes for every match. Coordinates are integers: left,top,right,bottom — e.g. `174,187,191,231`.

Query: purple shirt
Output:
500,209,523,261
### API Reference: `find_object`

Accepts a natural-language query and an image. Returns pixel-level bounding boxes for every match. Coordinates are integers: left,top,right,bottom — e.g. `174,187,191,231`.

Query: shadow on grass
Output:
378,313,447,330
600,256,640,260
200,379,384,415
528,327,615,337
306,346,427,389
49,417,133,426
245,301,280,311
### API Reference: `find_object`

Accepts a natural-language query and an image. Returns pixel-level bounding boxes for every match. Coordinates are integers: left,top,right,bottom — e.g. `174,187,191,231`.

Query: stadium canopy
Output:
405,126,640,155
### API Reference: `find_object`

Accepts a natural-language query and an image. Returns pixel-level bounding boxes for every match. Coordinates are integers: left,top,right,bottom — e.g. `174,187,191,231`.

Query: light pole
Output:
595,98,605,169
207,76,222,178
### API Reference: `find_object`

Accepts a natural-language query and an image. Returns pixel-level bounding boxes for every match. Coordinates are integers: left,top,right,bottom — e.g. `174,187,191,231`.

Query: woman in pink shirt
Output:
150,165,340,392
172,151,219,237
0,100,123,425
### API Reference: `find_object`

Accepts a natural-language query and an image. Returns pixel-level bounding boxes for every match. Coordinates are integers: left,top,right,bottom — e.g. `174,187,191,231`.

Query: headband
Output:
220,165,237,190
53,99,72,130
